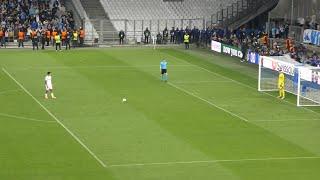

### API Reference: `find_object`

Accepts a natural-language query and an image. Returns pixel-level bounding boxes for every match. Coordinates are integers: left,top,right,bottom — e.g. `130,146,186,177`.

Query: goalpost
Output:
258,56,320,107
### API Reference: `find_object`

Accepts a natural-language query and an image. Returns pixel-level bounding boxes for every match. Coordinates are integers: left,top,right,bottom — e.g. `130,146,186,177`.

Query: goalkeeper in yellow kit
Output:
278,70,285,99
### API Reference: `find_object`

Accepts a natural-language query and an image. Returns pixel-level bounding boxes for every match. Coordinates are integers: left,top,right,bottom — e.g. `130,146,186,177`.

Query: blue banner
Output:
247,50,260,64
304,29,320,46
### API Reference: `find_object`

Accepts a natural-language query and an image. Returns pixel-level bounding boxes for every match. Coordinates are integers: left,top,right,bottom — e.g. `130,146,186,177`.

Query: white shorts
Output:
45,84,53,91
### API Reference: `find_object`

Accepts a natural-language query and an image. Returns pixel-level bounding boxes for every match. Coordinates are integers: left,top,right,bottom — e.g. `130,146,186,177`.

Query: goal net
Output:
258,56,320,106
298,67,320,106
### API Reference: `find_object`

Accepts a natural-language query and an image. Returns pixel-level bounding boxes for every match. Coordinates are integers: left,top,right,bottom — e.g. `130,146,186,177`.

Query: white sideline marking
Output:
251,119,320,122
173,80,232,84
0,112,55,123
168,82,248,122
2,68,107,168
0,89,21,95
108,156,320,168
11,64,193,70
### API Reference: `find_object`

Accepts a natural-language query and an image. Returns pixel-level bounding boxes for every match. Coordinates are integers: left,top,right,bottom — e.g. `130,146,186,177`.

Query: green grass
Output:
0,47,320,179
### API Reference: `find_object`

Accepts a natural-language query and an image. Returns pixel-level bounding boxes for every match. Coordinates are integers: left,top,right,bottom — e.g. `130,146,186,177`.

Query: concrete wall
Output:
270,0,320,21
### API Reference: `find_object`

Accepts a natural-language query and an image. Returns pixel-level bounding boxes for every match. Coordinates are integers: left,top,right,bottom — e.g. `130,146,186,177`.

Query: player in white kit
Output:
45,72,56,99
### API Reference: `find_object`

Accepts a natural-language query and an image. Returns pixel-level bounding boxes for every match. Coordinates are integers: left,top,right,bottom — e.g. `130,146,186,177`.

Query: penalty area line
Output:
0,89,22,95
108,156,320,168
2,68,107,168
250,119,320,122
168,82,248,122
0,112,56,123
10,64,194,70
172,80,233,84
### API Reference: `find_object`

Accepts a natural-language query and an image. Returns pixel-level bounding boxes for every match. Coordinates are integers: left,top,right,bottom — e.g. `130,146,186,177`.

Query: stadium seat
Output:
100,0,239,32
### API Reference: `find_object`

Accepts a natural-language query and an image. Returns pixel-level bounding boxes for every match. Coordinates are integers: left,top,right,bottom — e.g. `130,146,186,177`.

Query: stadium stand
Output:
64,0,100,42
216,0,279,30
95,0,239,42
78,0,116,42
101,0,238,20
0,0,75,42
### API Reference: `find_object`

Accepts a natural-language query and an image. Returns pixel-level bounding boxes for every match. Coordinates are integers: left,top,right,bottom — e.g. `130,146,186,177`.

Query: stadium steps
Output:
64,0,83,28
78,0,117,42
219,0,280,30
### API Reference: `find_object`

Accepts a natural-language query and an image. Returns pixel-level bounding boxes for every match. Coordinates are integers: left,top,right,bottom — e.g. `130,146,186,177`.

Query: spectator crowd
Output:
0,0,86,49
1,0,319,66
135,22,320,67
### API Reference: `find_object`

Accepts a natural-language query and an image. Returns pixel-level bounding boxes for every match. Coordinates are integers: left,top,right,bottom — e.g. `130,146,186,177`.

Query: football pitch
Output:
1,47,320,179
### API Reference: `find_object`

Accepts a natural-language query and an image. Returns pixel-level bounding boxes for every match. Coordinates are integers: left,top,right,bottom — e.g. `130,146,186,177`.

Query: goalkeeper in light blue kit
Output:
160,59,168,82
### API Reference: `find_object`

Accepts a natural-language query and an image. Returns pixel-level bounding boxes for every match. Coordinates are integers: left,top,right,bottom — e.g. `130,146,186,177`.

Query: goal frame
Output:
258,56,320,107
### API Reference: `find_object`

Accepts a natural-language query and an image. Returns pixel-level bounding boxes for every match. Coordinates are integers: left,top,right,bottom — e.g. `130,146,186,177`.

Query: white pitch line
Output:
251,119,320,122
0,89,21,95
168,82,248,122
2,68,107,168
0,112,55,123
10,64,193,70
108,156,320,168
173,80,232,84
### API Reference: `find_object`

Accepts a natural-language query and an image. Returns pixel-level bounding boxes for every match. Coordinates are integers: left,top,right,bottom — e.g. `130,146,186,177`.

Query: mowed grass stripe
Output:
99,48,320,179
51,48,316,163
100,48,318,151
30,51,221,166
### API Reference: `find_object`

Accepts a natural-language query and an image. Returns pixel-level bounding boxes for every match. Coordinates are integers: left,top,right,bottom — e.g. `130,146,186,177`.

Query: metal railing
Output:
212,0,249,27
83,18,206,44
212,0,279,29
288,25,304,42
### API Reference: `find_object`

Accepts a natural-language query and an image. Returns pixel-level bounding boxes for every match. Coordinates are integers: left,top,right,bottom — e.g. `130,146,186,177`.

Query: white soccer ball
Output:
122,98,127,102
